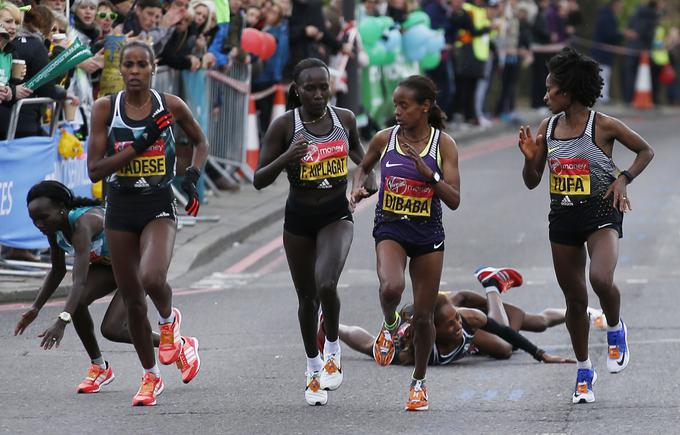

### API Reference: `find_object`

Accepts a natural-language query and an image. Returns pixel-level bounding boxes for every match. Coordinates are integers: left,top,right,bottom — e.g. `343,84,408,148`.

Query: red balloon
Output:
259,32,277,61
241,28,264,56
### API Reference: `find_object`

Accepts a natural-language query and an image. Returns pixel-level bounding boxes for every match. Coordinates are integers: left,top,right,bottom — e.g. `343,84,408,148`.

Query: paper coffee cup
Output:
11,59,26,80
63,100,78,122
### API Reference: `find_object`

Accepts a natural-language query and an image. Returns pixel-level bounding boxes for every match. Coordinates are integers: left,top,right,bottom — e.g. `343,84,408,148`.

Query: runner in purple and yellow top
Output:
351,75,461,411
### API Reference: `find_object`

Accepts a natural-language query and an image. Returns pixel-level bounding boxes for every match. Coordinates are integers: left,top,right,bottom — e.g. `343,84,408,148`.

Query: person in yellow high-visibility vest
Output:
650,24,669,104
452,0,492,125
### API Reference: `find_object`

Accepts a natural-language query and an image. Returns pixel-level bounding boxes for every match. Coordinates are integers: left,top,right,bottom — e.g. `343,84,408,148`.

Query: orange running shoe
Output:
372,326,396,366
159,307,182,365
405,379,429,411
132,372,165,406
76,362,115,394
176,336,201,384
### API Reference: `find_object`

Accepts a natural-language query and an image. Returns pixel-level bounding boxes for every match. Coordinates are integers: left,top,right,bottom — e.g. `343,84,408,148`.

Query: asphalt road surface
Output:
2,113,679,434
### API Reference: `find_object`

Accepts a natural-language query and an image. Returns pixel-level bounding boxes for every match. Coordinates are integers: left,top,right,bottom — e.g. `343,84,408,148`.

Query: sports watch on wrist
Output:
429,171,441,184
58,311,72,324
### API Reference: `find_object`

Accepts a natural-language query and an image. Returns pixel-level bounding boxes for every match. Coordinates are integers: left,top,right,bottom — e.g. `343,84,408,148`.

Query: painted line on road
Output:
243,133,518,276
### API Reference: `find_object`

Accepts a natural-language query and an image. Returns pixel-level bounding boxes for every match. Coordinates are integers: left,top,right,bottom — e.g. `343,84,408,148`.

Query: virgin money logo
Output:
302,144,319,163
549,158,562,174
386,176,408,195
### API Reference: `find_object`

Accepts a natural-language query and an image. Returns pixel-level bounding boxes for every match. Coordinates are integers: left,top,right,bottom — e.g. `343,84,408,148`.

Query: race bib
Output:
549,158,590,196
115,140,166,177
299,140,348,181
382,176,433,217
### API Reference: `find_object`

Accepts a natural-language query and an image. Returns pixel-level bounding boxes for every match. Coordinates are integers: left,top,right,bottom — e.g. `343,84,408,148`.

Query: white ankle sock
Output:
91,356,106,369
485,286,500,295
306,354,323,373
159,311,175,324
576,357,592,370
607,319,622,332
144,364,160,377
324,338,340,357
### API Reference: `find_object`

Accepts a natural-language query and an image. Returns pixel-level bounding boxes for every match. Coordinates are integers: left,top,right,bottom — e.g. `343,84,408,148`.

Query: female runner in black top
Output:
88,41,208,406
254,58,376,406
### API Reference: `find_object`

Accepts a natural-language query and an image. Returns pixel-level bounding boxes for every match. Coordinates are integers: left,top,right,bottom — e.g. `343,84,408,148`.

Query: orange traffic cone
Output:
270,84,286,125
632,51,654,110
246,96,260,171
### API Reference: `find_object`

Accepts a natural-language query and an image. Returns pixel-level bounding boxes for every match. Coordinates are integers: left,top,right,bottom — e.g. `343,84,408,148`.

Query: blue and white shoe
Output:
607,319,629,373
572,368,597,404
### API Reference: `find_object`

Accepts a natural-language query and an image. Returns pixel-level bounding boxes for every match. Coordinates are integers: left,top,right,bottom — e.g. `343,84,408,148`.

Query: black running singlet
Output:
105,89,176,194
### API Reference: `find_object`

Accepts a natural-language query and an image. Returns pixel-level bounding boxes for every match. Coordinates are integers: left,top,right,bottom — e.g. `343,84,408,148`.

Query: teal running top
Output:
55,206,111,265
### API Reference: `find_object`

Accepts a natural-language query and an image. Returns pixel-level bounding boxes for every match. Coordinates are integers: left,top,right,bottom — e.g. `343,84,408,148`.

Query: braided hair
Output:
397,75,447,131
26,181,101,209
548,47,604,108
286,58,331,110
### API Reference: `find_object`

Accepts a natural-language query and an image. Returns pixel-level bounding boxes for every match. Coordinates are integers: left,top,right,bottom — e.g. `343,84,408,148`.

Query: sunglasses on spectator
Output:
97,11,119,19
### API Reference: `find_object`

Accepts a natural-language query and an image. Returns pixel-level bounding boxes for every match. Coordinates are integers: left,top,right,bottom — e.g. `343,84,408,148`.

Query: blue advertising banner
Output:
0,135,59,249
181,69,209,131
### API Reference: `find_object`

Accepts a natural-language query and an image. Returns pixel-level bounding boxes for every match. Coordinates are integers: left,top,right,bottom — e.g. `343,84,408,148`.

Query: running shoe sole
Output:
405,403,429,411
182,337,201,384
372,330,395,367
77,373,115,394
132,381,165,406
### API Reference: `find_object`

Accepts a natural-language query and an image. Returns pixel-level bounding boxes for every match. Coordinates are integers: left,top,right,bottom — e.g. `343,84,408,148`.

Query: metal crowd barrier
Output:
6,97,60,141
152,65,182,97
204,62,251,182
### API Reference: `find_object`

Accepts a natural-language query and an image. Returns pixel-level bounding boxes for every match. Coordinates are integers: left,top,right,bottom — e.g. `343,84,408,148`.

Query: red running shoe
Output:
176,336,201,384
132,372,164,406
76,362,115,394
159,307,182,365
474,266,523,293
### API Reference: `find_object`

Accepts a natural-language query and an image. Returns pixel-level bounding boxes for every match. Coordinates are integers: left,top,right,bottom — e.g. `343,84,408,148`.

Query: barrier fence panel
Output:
205,63,251,180
152,65,182,98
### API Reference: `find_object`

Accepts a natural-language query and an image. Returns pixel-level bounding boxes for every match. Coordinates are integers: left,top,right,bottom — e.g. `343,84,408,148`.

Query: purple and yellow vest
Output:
373,126,444,244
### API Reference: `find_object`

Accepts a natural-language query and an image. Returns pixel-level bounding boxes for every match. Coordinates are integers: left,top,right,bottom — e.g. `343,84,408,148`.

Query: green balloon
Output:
377,16,394,31
359,18,383,47
384,51,397,65
368,43,388,66
403,10,431,31
420,51,441,70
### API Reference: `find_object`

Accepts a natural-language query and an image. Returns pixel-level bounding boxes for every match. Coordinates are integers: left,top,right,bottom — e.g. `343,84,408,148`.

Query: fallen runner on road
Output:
319,267,606,368
14,181,200,396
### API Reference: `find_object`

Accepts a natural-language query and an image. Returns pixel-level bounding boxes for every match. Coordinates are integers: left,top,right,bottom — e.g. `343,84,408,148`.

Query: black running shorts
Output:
105,187,177,234
374,234,445,258
549,196,623,246
284,196,353,239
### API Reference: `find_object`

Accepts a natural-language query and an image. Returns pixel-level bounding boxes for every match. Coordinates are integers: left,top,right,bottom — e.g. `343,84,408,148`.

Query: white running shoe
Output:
607,320,630,373
305,371,327,406
572,368,597,404
320,353,343,391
